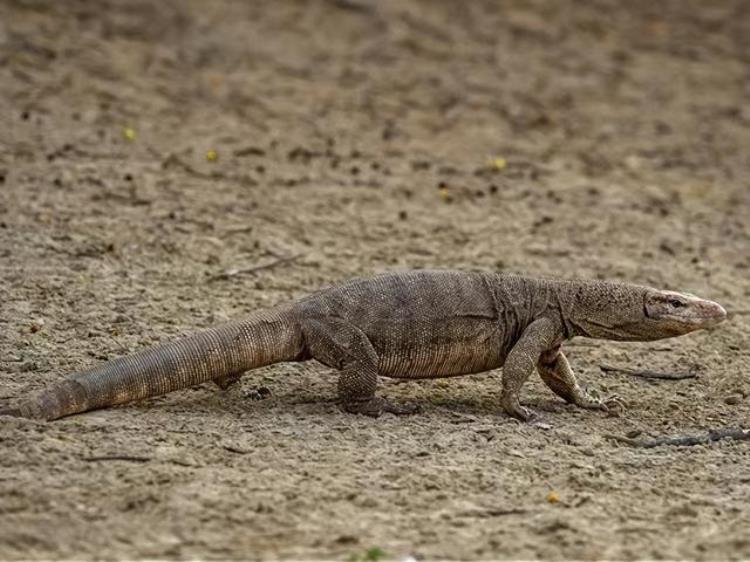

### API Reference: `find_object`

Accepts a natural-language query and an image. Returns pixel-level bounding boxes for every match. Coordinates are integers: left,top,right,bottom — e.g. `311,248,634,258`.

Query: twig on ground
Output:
599,364,697,380
107,335,129,355
209,254,303,282
222,225,254,236
460,508,527,518
222,444,250,455
329,0,377,13
83,455,151,463
605,428,750,448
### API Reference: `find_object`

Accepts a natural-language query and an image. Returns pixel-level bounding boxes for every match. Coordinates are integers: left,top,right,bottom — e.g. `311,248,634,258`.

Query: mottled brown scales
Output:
0,270,727,421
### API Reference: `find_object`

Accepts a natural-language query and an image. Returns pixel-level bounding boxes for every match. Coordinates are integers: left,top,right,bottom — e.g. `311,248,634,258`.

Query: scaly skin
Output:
0,270,727,421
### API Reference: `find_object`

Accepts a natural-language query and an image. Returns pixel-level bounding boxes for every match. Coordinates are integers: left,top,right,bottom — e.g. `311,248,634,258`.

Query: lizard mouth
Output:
666,301,727,327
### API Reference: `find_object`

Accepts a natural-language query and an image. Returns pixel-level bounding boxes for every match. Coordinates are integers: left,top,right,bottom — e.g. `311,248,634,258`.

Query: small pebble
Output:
490,157,507,170
724,395,742,405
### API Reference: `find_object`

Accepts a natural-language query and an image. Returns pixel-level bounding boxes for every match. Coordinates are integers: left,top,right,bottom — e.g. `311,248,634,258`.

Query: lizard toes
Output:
603,395,626,417
576,395,608,411
501,395,538,422
501,399,537,422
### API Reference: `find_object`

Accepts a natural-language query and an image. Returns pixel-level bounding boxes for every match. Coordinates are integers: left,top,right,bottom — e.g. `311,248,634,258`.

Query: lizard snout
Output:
701,300,727,327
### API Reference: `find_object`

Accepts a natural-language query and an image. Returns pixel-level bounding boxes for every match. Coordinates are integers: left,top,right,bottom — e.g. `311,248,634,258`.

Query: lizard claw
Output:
573,392,609,412
500,395,538,422
575,388,625,417
603,394,626,417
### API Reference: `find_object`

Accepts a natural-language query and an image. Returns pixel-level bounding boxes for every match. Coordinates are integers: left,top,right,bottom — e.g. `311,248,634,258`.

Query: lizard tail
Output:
0,305,304,421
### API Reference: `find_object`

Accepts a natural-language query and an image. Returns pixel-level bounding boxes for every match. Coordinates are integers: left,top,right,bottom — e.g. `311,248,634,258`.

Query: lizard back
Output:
297,270,545,378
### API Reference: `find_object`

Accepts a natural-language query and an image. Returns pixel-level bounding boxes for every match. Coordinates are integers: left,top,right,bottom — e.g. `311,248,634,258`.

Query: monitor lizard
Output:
0,270,727,421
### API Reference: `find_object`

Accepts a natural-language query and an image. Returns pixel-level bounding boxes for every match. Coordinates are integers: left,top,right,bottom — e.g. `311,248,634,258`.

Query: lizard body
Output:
0,270,727,421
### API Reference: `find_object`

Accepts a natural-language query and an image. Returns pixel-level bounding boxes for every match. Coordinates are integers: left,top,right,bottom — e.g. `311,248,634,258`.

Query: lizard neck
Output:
488,274,570,341
553,278,651,341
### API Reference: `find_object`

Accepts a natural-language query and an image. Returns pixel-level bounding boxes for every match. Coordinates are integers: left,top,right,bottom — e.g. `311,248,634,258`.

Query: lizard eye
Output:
669,299,684,308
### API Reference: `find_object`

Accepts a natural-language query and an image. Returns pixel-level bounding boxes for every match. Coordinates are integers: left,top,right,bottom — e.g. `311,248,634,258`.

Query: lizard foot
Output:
572,391,609,412
602,394,626,417
500,395,538,422
214,372,242,391
573,388,626,417
342,397,421,417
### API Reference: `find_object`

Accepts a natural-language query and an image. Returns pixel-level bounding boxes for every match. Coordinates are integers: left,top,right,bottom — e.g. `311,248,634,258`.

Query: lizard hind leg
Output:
338,368,420,416
302,317,419,417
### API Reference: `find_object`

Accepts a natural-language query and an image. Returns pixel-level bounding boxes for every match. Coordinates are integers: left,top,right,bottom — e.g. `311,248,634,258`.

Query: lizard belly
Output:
374,319,506,379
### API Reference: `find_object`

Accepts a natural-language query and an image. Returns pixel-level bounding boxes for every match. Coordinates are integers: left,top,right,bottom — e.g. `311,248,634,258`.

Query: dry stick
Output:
83,455,151,463
209,254,303,282
222,444,250,455
329,0,377,13
599,364,697,380
460,508,527,518
605,428,750,448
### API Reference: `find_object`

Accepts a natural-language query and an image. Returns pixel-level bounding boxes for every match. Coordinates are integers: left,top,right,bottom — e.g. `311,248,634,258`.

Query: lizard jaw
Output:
646,291,727,333
671,299,726,328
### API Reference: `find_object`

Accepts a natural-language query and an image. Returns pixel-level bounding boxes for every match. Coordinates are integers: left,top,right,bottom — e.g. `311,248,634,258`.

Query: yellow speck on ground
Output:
122,127,136,141
546,491,560,503
206,149,218,162
438,186,450,201
490,157,507,170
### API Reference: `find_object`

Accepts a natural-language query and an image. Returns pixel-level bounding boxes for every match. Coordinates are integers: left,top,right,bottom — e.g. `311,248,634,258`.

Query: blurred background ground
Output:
0,0,749,559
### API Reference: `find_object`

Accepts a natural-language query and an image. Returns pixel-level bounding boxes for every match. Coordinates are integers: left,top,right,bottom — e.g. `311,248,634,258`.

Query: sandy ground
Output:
1,0,749,559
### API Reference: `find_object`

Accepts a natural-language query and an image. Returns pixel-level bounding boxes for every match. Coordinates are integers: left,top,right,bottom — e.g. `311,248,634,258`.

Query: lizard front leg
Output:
537,349,607,411
500,317,559,421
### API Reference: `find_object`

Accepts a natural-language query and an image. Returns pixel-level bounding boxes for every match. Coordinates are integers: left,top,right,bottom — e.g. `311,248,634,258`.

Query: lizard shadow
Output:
121,363,569,419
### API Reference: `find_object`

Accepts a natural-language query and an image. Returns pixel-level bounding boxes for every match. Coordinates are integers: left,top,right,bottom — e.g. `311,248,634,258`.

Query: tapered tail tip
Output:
0,406,23,418
0,402,46,420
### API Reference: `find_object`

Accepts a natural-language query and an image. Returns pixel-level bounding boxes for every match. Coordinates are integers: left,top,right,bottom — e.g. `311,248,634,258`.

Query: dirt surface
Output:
1,0,749,560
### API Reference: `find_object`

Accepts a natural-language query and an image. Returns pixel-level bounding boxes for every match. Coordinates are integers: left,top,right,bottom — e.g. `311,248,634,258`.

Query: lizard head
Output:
565,282,727,341
642,289,727,337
